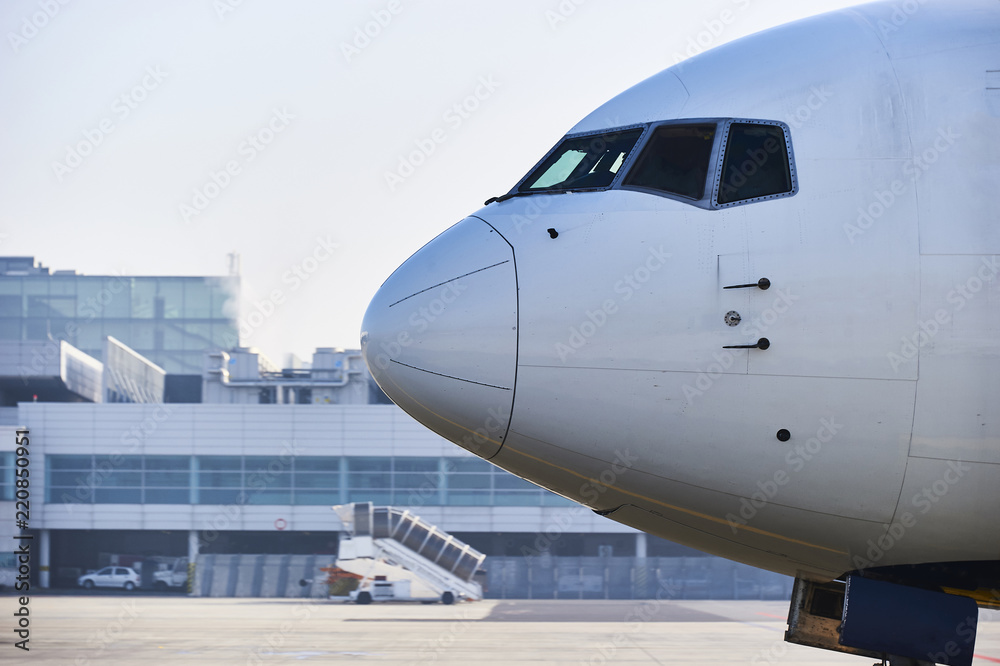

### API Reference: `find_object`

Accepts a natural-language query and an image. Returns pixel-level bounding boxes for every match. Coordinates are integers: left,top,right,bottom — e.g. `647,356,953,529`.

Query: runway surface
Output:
5,595,1000,665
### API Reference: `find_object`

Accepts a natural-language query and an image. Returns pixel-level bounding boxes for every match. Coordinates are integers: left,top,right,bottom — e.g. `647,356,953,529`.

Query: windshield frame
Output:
710,118,798,209
500,117,797,210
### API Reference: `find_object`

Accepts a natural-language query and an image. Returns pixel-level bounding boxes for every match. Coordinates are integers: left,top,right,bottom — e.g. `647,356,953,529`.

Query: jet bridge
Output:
333,502,485,604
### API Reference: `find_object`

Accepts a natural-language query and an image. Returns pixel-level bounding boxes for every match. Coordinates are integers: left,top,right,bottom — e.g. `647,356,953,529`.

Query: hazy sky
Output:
1,0,864,364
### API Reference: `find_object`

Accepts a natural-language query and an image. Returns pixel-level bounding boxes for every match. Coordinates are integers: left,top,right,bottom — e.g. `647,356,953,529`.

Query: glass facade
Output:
0,452,14,501
46,454,575,507
0,274,238,373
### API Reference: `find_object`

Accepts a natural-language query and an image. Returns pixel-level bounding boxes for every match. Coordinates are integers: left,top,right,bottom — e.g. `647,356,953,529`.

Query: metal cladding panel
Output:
911,255,1000,464
676,10,907,160
883,457,1000,566
742,160,920,381
602,503,839,580
481,197,749,374
136,505,196,530
850,0,1000,62
841,575,979,666
891,46,1000,254
569,68,688,134
362,218,517,459
501,365,913,524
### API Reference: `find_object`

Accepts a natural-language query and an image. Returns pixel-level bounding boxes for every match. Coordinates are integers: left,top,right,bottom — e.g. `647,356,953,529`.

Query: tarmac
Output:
4,595,1000,665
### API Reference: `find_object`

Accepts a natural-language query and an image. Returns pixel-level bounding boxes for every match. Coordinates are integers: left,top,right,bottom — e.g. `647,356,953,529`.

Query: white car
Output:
78,566,140,591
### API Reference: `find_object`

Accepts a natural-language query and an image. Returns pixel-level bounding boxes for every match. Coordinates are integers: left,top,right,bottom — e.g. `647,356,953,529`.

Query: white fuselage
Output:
362,1,1000,581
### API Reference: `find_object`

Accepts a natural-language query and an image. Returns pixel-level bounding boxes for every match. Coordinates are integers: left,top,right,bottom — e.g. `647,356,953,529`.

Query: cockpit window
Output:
518,128,643,193
715,122,794,205
495,118,796,209
622,124,716,200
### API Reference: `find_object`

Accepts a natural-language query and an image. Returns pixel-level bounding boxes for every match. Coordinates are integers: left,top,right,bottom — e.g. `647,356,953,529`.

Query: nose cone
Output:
361,217,517,459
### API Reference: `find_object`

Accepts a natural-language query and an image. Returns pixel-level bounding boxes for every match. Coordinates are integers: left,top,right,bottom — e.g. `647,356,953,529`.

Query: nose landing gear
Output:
786,576,979,666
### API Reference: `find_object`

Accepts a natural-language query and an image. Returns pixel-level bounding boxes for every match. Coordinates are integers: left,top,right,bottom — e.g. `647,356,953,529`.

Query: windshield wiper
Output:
484,191,535,205
484,188,581,205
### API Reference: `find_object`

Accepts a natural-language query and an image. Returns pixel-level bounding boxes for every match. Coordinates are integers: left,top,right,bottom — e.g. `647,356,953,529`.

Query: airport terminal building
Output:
0,257,791,599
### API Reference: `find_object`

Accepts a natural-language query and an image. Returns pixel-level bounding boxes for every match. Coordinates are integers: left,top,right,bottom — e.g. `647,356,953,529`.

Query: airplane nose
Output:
361,217,517,459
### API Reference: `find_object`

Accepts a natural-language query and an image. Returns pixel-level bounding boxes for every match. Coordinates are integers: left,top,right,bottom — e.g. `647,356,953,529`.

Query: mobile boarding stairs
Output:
333,502,486,604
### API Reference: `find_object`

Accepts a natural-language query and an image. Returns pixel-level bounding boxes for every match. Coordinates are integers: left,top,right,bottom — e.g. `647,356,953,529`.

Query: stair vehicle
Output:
334,502,485,605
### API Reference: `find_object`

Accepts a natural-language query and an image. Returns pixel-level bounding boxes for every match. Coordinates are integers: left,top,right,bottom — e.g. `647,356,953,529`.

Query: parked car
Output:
77,566,140,591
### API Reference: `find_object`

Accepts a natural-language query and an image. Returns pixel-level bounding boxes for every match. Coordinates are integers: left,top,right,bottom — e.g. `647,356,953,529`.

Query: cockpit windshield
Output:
500,118,795,209
518,128,643,193
623,124,716,200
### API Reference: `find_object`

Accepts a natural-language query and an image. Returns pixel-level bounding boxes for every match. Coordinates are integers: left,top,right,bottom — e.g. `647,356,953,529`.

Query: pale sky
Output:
0,0,865,365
